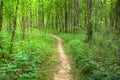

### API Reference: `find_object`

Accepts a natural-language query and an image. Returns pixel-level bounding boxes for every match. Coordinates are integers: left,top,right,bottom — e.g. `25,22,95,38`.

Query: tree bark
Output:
0,0,3,32
116,0,120,66
73,0,78,33
21,2,26,40
9,0,19,54
42,0,44,29
0,0,3,50
38,0,41,29
113,0,120,65
21,16,26,39
87,0,93,42
56,9,58,30
30,0,33,32
65,0,68,33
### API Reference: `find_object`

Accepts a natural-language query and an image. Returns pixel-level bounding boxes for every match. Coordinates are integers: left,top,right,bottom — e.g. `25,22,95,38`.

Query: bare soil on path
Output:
51,34,73,80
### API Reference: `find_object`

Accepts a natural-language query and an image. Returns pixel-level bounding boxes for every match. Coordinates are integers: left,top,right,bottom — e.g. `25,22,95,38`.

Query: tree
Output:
42,0,44,29
114,0,120,65
9,0,19,54
0,0,3,32
21,1,26,40
38,0,41,29
0,0,3,50
64,0,68,33
87,0,93,42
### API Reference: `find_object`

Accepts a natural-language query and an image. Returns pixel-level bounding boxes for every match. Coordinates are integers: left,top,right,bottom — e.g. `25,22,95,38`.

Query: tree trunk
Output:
21,16,26,40
52,14,54,29
56,9,58,30
113,0,120,65
65,0,68,33
117,0,120,66
73,0,77,34
0,0,3,50
38,0,41,29
0,0,3,32
30,0,33,32
21,2,26,40
45,0,53,31
87,0,93,42
9,0,19,54
42,0,44,29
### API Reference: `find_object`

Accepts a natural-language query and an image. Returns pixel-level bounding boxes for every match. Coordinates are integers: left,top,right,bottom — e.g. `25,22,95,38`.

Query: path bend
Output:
51,34,72,80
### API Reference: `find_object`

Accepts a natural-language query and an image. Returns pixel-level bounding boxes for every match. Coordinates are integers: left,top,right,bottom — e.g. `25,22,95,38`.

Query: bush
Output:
0,30,55,79
60,33,120,80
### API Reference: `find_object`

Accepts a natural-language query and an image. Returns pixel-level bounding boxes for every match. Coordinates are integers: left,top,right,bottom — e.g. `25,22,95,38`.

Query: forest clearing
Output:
0,0,120,80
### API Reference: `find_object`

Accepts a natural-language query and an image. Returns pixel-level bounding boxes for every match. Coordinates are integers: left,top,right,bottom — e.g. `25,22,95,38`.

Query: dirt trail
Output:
51,34,72,80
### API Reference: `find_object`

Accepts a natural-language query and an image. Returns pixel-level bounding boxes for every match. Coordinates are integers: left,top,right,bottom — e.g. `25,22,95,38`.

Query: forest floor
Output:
51,34,73,80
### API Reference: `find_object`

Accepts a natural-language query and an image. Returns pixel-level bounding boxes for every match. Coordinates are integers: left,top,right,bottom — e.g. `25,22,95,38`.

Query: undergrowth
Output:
0,29,55,80
59,32,120,80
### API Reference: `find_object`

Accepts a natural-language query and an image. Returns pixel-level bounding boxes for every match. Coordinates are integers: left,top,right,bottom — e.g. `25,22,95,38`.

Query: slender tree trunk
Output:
67,0,70,32
42,0,44,29
68,0,72,33
9,0,19,54
38,0,41,29
30,0,33,32
56,9,58,30
73,0,77,33
110,0,114,30
45,0,53,31
22,16,26,39
65,0,68,33
0,6,2,32
0,0,3,50
0,0,3,32
113,0,120,65
116,0,120,66
87,0,93,42
104,0,109,38
52,14,54,29
30,11,32,32
21,2,26,40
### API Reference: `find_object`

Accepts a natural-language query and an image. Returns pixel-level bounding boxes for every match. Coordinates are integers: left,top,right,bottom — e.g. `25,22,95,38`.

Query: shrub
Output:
0,30,55,79
60,33,120,80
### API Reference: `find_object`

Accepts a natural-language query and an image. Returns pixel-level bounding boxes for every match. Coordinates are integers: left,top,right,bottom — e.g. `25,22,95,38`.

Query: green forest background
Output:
0,0,120,80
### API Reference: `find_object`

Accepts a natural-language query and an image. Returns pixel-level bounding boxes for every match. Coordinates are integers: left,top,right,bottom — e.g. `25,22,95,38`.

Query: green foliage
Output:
1,0,120,79
0,29,55,79
60,32,120,80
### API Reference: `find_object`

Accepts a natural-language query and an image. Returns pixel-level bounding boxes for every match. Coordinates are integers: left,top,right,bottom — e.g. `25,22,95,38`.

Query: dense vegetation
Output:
0,30,56,79
60,32,120,80
0,0,120,80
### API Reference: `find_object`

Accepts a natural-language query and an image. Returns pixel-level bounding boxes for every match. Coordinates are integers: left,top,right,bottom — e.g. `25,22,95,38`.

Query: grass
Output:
42,43,59,80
